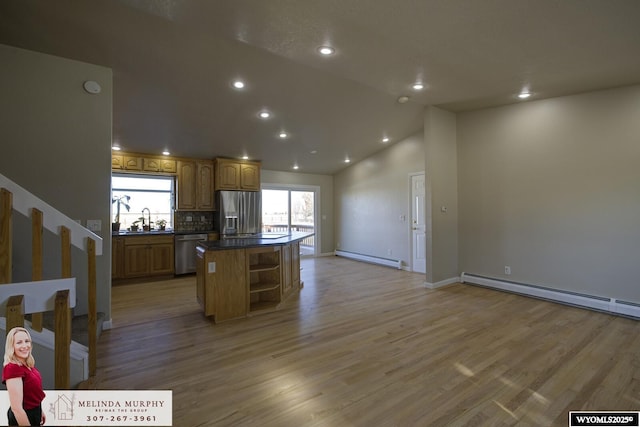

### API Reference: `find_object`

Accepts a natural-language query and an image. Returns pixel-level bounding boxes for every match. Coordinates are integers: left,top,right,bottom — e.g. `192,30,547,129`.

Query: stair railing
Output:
0,173,102,387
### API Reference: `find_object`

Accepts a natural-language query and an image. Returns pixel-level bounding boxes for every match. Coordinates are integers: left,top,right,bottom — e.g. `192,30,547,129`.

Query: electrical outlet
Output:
208,262,216,273
504,266,511,275
387,249,392,256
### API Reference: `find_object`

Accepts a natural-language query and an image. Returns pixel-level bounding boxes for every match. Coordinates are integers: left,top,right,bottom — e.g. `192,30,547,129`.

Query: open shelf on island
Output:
247,246,282,312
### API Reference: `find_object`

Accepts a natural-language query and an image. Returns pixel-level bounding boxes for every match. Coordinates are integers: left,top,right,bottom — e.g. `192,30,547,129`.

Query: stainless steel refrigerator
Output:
215,191,262,236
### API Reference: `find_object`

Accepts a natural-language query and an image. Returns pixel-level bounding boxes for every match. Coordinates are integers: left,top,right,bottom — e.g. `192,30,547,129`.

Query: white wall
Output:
458,85,640,302
425,107,458,283
333,133,425,268
0,44,113,317
261,170,334,254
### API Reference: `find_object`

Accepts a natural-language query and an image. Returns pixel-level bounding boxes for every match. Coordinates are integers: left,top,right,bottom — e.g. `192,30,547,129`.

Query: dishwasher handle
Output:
175,234,208,241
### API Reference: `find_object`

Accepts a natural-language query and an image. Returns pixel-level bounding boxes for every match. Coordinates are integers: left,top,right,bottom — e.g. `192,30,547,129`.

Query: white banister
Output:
0,278,76,314
0,173,102,255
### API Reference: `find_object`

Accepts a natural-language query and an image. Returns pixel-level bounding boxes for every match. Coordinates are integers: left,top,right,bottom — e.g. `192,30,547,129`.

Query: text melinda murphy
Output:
0,390,172,426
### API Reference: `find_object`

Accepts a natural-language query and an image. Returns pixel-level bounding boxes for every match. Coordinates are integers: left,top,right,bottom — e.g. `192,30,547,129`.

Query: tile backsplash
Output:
174,211,215,232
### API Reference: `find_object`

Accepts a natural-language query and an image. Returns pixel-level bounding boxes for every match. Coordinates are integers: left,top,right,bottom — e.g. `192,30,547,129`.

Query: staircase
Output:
0,172,103,388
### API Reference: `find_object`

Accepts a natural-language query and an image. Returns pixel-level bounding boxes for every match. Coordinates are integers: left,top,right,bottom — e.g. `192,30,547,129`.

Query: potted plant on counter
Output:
156,219,167,231
130,217,144,232
112,195,130,232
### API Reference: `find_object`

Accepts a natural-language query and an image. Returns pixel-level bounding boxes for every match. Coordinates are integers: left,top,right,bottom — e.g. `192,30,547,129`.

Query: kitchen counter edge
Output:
196,231,313,250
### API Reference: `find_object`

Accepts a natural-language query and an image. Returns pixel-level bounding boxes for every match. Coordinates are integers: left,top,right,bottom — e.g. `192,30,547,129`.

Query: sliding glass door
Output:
262,187,317,256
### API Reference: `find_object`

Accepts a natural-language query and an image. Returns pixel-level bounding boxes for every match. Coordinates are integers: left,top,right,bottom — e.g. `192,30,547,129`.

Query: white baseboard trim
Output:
425,277,460,289
335,250,402,269
318,252,336,257
461,272,640,319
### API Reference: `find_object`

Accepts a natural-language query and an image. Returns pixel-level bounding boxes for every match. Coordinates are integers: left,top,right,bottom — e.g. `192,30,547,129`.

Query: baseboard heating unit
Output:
335,250,402,269
461,272,640,319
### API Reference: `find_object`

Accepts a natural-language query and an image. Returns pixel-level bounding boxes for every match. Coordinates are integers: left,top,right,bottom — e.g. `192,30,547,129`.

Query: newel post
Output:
54,289,71,389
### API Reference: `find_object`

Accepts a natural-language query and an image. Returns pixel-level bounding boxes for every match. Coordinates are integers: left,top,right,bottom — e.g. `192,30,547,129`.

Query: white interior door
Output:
411,174,426,274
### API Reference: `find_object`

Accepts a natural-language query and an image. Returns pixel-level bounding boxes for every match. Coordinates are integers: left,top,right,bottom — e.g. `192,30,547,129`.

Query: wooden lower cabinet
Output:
281,241,301,300
197,241,301,323
197,247,246,321
122,235,174,279
112,237,124,279
291,241,301,290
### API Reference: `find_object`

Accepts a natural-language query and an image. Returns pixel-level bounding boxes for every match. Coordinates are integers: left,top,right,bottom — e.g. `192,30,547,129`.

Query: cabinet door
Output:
144,158,177,173
281,243,293,297
205,249,247,321
177,160,197,210
240,163,260,191
112,237,124,279
112,154,124,170
149,243,174,275
123,156,142,170
215,160,240,190
291,241,300,289
123,245,150,278
196,161,215,210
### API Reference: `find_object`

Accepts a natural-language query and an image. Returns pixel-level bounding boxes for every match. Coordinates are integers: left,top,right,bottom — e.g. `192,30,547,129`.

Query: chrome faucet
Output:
142,207,151,229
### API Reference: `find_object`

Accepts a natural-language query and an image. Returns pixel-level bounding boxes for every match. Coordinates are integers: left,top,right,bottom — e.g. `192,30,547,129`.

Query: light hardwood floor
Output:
95,257,640,426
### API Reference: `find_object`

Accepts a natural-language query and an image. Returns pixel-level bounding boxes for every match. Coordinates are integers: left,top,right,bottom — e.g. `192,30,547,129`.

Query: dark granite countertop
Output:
112,229,218,237
112,229,174,236
197,231,313,250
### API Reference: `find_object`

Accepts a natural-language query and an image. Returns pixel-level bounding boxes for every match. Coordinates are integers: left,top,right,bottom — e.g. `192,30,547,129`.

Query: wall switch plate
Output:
208,262,216,273
86,219,102,232
504,266,511,275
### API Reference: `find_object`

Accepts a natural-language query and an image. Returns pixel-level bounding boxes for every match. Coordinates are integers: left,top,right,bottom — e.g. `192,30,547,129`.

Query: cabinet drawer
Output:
124,235,174,246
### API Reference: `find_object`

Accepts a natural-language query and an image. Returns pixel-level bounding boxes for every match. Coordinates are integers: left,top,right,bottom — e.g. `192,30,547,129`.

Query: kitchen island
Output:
195,232,313,322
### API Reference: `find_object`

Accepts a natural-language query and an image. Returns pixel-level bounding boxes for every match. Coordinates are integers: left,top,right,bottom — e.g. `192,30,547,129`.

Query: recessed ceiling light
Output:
232,80,245,89
241,155,249,160
112,145,121,151
279,132,288,139
382,137,390,143
310,150,318,154
318,46,335,55
518,92,531,99
162,150,170,156
293,165,299,170
397,96,410,104
412,83,424,91
258,110,271,119
344,158,351,163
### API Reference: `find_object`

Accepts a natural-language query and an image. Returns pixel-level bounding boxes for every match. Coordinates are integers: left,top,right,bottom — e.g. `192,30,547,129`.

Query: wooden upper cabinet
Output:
215,159,240,190
240,162,260,191
177,160,215,211
112,154,142,171
112,152,175,173
143,158,177,173
177,160,197,210
214,158,260,191
196,160,215,210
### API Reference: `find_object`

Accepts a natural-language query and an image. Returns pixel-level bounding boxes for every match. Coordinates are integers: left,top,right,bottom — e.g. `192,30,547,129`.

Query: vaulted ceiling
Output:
1,0,639,174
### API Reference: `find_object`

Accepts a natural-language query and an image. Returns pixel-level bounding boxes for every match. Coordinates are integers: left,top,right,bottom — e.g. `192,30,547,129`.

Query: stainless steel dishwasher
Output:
174,233,207,274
